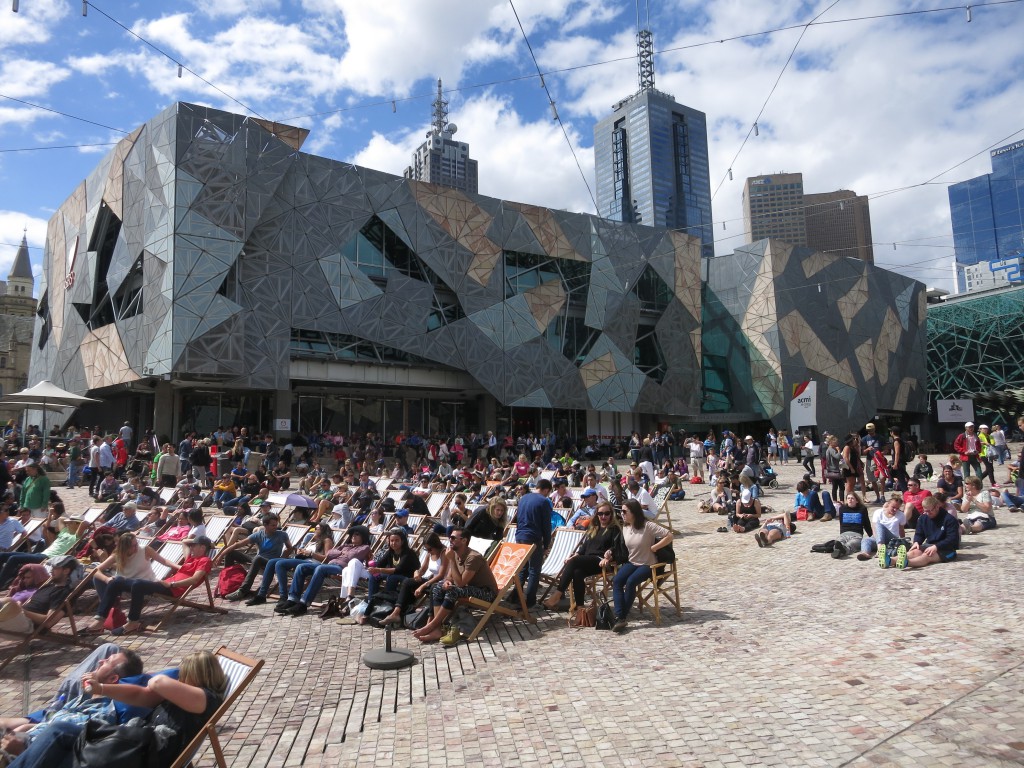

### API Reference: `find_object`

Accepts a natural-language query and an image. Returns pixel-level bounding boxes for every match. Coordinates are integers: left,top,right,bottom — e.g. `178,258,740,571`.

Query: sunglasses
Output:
597,512,612,517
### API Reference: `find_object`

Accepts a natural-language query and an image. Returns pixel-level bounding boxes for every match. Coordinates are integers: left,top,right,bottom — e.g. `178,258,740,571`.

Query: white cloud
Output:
0,0,67,52
0,58,70,99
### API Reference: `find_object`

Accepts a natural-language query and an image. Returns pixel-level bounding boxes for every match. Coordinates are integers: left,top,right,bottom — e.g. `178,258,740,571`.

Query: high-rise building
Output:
593,29,713,257
743,174,874,262
949,139,1024,292
804,190,873,263
403,79,478,194
742,173,806,246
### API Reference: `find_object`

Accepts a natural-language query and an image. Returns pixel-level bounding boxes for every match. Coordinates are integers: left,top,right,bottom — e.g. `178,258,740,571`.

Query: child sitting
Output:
912,453,934,482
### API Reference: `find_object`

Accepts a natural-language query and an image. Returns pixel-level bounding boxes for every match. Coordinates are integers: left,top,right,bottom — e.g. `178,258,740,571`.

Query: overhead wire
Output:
0,142,120,153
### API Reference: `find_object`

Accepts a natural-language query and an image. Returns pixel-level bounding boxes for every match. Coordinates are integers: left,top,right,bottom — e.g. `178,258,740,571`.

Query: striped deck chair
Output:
169,647,264,768
426,491,451,517
503,525,517,543
285,523,312,551
158,487,177,505
147,542,228,631
204,515,235,548
5,518,43,552
0,570,97,673
539,469,557,481
651,486,679,534
386,489,408,505
538,527,587,599
456,542,536,641
468,536,500,560
374,477,393,495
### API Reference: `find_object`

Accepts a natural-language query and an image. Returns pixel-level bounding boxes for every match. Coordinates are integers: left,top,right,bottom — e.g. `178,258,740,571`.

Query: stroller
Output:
757,460,780,489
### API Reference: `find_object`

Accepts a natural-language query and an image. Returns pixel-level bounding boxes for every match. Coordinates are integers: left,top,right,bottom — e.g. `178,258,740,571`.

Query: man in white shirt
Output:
626,479,659,520
0,505,26,551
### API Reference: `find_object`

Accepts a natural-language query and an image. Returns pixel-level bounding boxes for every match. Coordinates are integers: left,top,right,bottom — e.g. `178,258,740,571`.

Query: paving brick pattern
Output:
2,457,1023,766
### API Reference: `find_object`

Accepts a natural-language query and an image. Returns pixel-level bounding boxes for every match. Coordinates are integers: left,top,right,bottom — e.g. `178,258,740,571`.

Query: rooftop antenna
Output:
636,0,655,92
431,78,449,137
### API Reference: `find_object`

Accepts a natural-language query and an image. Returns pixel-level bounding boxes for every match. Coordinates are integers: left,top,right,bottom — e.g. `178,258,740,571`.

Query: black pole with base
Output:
362,625,415,670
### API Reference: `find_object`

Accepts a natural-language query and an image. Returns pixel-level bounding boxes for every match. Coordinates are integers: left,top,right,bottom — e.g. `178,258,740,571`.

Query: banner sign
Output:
789,380,817,433
935,399,974,424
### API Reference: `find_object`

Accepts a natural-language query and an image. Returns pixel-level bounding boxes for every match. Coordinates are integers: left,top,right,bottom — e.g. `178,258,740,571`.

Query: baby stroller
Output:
757,460,780,489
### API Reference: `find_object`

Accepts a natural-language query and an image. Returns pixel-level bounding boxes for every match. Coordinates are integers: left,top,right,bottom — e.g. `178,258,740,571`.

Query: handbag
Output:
104,606,127,631
796,506,809,521
404,603,431,630
72,719,161,768
824,470,842,481
595,599,614,630
571,604,596,628
654,541,676,564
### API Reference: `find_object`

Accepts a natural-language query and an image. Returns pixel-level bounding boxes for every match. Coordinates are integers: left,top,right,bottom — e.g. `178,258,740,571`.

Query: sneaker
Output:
286,602,308,617
274,599,297,614
754,531,766,548
225,588,251,602
440,626,463,646
878,545,890,568
612,618,628,633
894,543,908,570
1012,507,1021,514
244,594,267,606
831,542,845,559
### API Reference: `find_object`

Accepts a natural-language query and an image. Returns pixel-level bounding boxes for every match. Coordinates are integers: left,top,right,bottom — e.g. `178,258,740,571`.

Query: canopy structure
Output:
970,389,1024,421
0,380,100,440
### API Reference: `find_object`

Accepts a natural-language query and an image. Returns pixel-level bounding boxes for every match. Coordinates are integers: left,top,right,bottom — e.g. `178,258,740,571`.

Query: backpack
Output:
215,564,246,598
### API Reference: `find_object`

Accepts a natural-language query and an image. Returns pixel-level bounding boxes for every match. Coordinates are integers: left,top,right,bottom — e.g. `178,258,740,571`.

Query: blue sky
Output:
1,0,1022,293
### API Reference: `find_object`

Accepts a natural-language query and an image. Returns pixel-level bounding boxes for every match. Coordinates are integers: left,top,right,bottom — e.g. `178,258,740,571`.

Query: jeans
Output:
1001,490,1024,509
962,455,982,478
223,494,252,513
367,573,407,603
213,491,235,505
9,718,81,768
861,525,899,555
127,579,174,621
93,575,146,619
0,552,46,590
612,562,652,620
518,540,545,607
289,561,342,605
66,462,82,488
256,557,306,599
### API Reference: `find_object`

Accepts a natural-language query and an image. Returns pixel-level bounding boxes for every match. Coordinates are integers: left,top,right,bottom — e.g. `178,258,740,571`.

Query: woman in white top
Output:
86,531,176,632
857,493,906,560
611,499,672,633
375,533,449,627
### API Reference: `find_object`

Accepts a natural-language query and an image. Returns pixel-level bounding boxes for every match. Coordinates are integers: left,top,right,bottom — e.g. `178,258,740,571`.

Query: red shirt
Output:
902,489,932,513
167,555,211,598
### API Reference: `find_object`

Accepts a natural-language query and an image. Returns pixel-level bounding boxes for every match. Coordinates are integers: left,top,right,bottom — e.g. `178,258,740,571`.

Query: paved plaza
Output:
3,457,1024,767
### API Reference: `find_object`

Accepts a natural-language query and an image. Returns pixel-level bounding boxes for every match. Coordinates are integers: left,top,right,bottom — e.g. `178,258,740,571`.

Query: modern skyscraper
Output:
743,174,874,262
404,79,478,194
949,139,1024,292
804,190,874,263
593,29,714,258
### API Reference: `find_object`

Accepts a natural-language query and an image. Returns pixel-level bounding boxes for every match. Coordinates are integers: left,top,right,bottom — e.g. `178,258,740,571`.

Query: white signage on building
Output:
935,399,974,423
274,418,292,431
789,380,817,433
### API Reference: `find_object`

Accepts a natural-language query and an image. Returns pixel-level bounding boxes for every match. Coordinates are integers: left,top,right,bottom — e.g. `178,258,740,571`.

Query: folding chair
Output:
456,542,536,641
538,527,586,599
169,646,265,768
374,477,393,495
204,515,234,548
651,486,680,534
285,523,312,551
426,491,451,517
5,518,43,552
386,489,408,505
503,525,517,543
147,542,228,631
0,572,98,673
637,559,682,625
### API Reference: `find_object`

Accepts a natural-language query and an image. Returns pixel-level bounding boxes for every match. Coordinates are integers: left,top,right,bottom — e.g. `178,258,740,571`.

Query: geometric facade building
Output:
949,140,1024,293
703,240,928,431
31,103,702,438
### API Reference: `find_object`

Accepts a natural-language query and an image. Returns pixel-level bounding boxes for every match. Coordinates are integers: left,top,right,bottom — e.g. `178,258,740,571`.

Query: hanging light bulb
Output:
966,5,972,21
728,168,733,181
392,100,396,113
82,0,87,15
754,122,759,137
539,74,546,88
722,221,726,230
12,0,19,13
177,63,183,78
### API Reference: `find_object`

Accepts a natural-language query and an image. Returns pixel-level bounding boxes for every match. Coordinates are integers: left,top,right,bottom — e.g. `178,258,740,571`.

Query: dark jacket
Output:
913,508,960,552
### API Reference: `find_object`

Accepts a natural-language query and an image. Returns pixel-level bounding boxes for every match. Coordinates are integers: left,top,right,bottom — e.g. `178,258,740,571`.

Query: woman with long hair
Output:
86,532,176,633
611,499,672,633
543,500,627,610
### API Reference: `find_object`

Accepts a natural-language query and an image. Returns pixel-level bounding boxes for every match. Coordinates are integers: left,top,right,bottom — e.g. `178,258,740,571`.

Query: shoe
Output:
716,526,728,533
878,545,890,568
894,543,908,570
244,594,267,606
225,588,252,602
820,514,834,522
831,542,845,559
755,531,766,548
1012,507,1021,514
856,552,871,561
440,625,463,646
275,599,297,614
612,618,628,633
286,603,308,617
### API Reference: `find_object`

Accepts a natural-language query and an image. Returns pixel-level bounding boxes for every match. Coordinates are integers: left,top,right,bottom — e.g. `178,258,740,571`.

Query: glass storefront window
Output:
351,398,382,437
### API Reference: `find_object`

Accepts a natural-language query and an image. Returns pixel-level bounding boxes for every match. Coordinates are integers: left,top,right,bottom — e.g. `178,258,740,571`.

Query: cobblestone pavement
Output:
3,456,1023,767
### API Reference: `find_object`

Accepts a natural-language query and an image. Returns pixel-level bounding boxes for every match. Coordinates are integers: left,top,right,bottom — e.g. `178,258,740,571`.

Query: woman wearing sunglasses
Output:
542,500,627,610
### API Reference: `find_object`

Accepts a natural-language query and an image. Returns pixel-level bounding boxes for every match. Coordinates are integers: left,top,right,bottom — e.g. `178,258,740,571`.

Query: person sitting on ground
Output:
7,650,227,768
706,477,734,516
0,555,78,635
544,499,627,610
827,491,873,559
375,533,449,628
730,487,761,533
412,526,499,645
960,476,996,534
860,493,906,563
85,532,178,633
119,535,214,634
912,454,934,482
463,497,508,542
936,463,964,506
903,495,960,568
901,478,932,529
218,513,294,601
754,508,793,548
279,526,371,616
355,529,421,623
610,499,672,633
793,479,817,521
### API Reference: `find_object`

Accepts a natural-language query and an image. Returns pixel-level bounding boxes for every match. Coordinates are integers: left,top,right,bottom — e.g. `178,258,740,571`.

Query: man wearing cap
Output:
976,424,999,488
120,535,213,633
953,422,983,479
861,423,883,503
566,488,599,529
0,555,78,635
0,516,85,590
105,501,143,533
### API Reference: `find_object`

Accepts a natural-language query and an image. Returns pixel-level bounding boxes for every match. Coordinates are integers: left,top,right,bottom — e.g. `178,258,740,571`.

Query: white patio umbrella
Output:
0,380,100,442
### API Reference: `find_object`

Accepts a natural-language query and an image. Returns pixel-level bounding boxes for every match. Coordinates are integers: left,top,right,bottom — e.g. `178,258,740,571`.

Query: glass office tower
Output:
594,89,714,258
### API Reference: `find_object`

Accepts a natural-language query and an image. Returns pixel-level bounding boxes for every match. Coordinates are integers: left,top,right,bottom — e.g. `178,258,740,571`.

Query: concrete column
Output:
152,381,175,442
273,389,293,438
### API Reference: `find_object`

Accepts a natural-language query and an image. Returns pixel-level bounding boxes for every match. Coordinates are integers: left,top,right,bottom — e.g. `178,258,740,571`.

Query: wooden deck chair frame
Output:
0,572,98,673
203,515,235,548
637,560,682,625
5,518,43,553
146,542,228,631
168,646,264,768
425,491,451,517
374,477,393,495
567,564,616,618
538,527,587,600
652,487,680,534
503,525,517,543
457,541,536,641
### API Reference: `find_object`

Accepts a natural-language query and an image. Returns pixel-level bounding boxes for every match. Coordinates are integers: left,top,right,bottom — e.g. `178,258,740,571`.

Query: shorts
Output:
765,522,790,539
938,549,957,562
